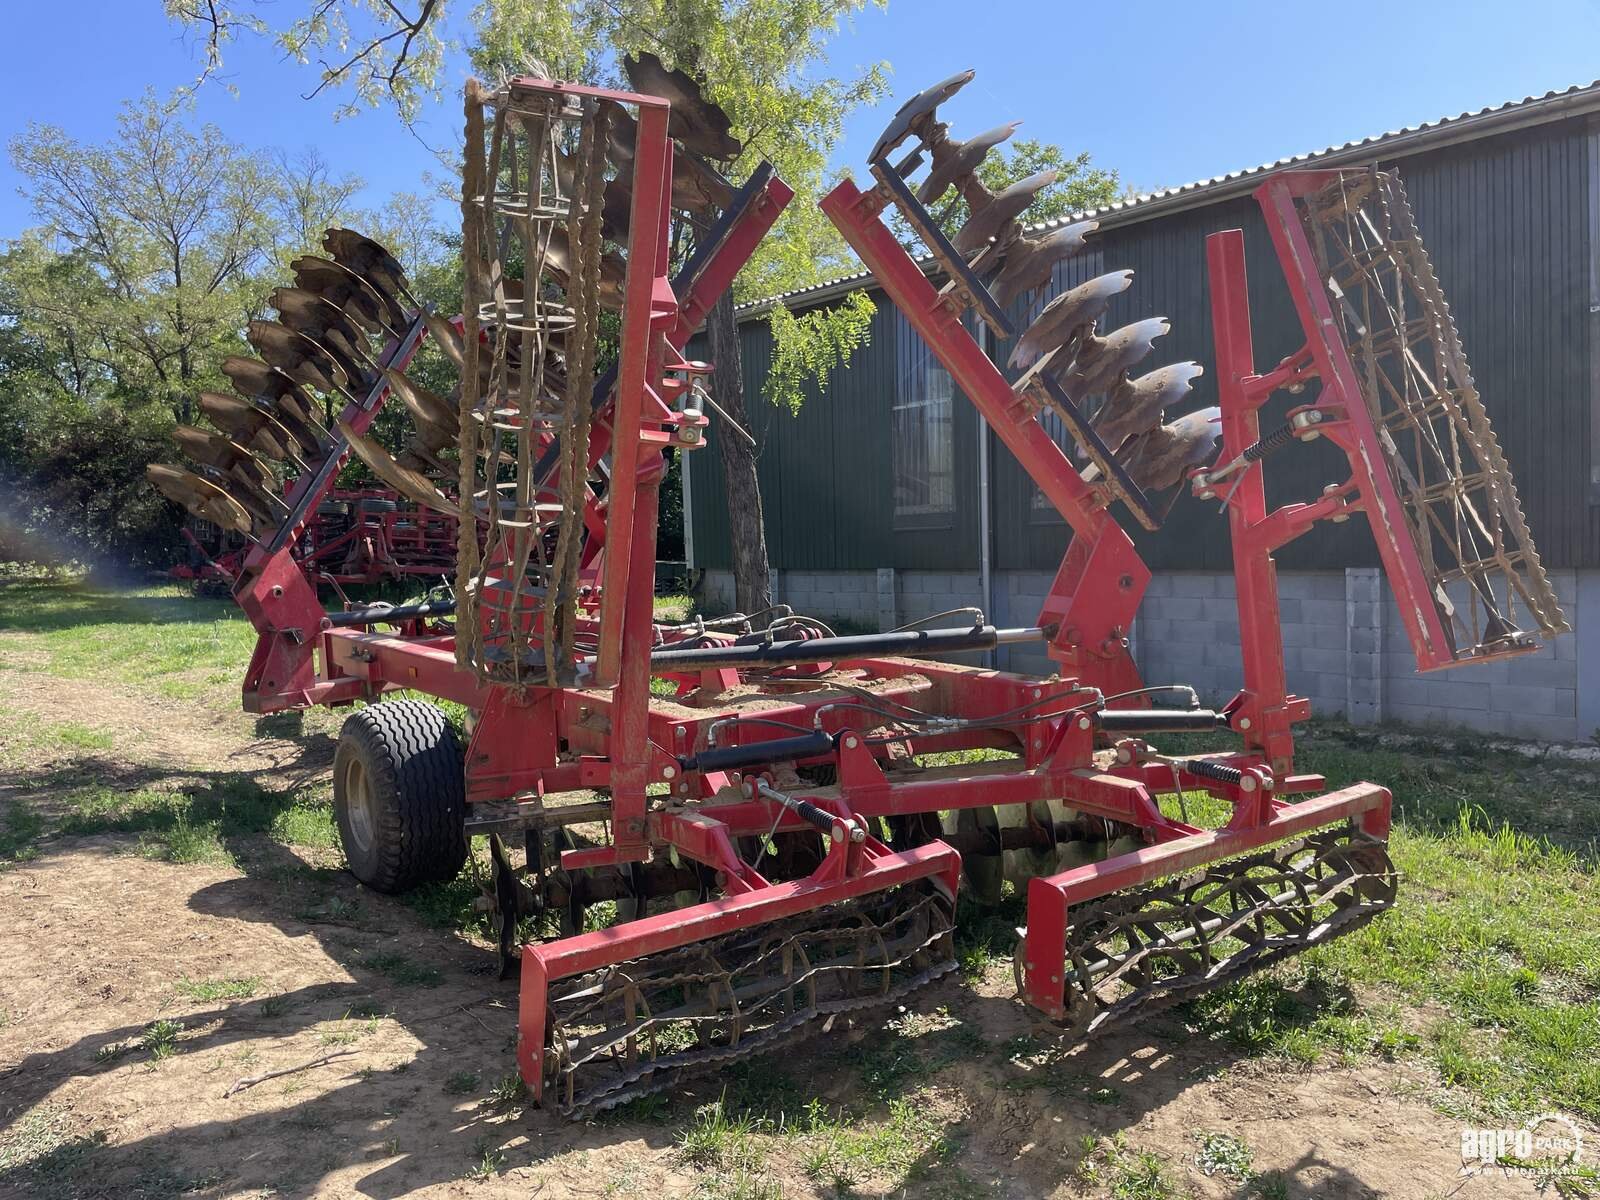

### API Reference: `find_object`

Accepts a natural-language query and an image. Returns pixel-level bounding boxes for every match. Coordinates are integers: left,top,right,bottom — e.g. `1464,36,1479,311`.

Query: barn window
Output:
893,323,955,525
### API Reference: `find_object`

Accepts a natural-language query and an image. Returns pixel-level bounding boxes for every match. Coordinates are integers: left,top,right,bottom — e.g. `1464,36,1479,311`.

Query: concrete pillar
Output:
1345,567,1384,724
1578,570,1600,741
876,567,897,632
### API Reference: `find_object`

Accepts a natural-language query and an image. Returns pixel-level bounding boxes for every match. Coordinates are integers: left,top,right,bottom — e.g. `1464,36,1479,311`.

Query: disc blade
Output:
338,418,459,516
290,254,402,335
1094,362,1205,452
146,463,256,536
323,228,414,310
271,288,377,384
1060,317,1170,397
869,69,976,162
952,169,1058,256
1119,406,1223,492
918,121,1021,205
171,425,275,490
219,358,326,457
1009,271,1134,370
623,51,742,160
247,320,349,396
990,220,1097,309
196,391,298,462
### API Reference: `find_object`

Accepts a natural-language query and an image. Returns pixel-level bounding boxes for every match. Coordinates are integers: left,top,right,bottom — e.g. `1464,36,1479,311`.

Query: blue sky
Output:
3,0,1599,239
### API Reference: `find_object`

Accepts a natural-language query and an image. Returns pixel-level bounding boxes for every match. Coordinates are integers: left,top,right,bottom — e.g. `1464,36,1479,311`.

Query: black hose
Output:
645,625,1044,671
326,598,458,627
678,731,836,774
1096,709,1229,733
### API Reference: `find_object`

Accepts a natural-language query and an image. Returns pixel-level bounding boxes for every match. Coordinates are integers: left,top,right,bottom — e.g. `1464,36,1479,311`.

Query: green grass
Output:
0,1102,106,1191
364,951,443,987
141,1019,184,1062
1171,723,1600,1124
443,1070,480,1095
173,976,261,1003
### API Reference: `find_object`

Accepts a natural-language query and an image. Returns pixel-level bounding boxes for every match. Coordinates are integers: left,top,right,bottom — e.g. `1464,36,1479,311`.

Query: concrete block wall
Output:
695,565,1593,742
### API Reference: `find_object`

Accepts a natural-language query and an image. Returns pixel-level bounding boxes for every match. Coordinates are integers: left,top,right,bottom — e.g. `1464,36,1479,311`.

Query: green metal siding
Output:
691,115,1595,573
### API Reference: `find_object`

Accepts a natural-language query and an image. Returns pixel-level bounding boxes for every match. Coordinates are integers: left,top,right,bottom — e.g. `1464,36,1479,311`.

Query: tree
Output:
165,0,449,122
1,94,372,568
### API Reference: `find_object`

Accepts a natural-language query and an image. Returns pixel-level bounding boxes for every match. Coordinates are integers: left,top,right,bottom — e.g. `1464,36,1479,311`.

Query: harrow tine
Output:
869,69,975,162
290,254,403,336
989,219,1097,309
917,121,1021,205
146,463,256,536
247,320,351,398
1008,271,1134,370
623,51,742,161
338,418,460,515
952,169,1058,257
1115,405,1223,492
1059,316,1170,397
1093,361,1205,452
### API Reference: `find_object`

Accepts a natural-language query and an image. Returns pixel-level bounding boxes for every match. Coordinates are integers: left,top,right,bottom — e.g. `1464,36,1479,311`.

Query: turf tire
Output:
333,700,467,893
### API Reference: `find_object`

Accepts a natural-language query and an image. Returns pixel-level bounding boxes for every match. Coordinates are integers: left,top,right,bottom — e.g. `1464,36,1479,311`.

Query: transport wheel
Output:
333,699,467,893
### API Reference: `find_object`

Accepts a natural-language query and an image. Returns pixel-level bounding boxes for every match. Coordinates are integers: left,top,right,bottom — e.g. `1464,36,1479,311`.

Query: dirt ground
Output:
0,626,1571,1199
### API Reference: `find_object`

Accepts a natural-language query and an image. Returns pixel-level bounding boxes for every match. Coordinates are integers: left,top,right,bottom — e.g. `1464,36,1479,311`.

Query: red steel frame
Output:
225,117,1443,1106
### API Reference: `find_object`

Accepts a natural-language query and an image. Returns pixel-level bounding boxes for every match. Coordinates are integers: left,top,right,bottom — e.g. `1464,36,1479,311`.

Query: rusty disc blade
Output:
623,51,742,160
602,176,633,242
338,418,459,516
1118,406,1223,492
870,69,976,162
382,367,458,445
220,357,327,456
918,121,1021,205
1094,362,1205,452
271,288,378,384
146,463,256,536
290,255,403,335
171,425,275,489
323,228,414,311
953,169,1059,257
196,391,299,462
1060,317,1170,397
247,320,349,396
1009,271,1134,370
990,220,1097,309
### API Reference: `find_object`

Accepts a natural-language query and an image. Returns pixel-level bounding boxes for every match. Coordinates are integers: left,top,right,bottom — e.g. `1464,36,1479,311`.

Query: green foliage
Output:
763,290,875,414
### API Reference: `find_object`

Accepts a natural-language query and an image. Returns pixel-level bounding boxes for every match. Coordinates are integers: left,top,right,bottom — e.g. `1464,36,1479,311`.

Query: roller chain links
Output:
333,700,468,893
539,880,958,1116
1018,825,1398,1038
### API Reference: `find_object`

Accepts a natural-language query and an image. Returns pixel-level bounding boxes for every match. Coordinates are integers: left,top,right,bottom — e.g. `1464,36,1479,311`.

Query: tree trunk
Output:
705,292,772,618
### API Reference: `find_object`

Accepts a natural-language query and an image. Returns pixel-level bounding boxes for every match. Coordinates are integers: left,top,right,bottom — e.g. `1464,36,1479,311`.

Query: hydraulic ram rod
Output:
639,625,1048,672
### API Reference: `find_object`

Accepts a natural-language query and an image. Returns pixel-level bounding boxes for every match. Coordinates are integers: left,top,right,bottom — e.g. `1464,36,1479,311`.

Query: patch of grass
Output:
0,1102,106,1185
0,801,45,865
142,1018,184,1063
47,722,114,751
365,951,442,987
486,1072,528,1110
1076,1134,1182,1200
1195,1131,1254,1180
798,1093,955,1193
652,593,694,623
174,976,261,1003
443,1070,480,1095
466,1136,506,1181
675,1097,767,1172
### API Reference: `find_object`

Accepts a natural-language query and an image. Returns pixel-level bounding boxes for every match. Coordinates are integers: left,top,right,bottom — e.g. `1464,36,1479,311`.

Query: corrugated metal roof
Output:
736,78,1600,320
